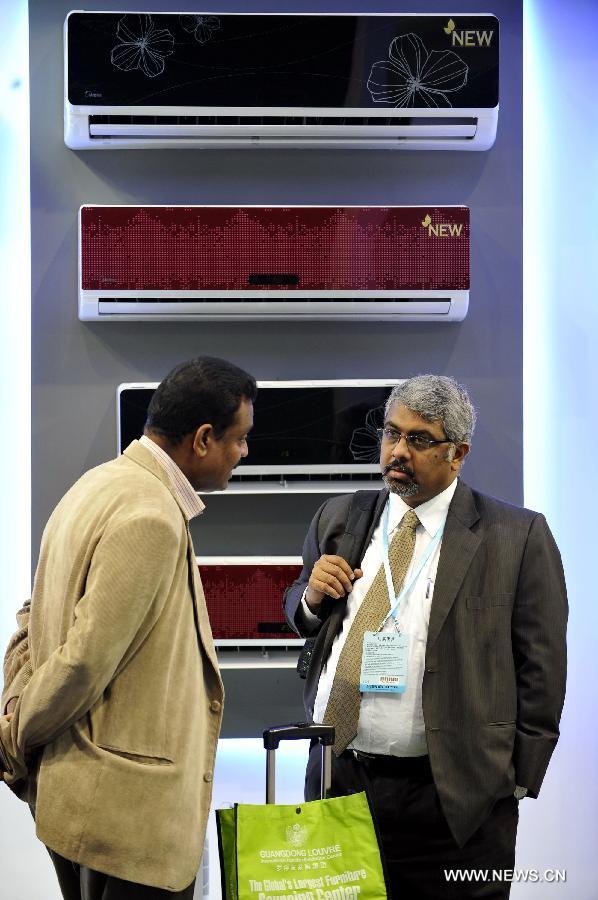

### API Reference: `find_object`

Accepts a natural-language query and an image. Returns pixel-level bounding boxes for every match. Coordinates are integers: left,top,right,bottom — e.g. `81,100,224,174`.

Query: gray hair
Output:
385,375,476,445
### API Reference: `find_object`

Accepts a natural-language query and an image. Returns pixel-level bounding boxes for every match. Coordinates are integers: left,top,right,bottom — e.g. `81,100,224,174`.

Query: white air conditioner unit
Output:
79,205,470,322
65,12,499,150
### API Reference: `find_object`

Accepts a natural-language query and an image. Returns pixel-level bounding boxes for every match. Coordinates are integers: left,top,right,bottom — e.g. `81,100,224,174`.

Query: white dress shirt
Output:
308,479,458,756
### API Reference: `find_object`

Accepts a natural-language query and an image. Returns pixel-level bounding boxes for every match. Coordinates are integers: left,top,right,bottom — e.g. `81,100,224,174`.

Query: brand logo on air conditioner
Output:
444,19,494,47
421,214,463,238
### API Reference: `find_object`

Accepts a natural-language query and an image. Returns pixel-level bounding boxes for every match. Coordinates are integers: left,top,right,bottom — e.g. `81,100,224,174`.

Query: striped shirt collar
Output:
139,435,205,521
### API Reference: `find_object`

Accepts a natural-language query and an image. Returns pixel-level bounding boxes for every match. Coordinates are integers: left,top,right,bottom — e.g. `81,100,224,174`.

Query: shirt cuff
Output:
293,588,322,634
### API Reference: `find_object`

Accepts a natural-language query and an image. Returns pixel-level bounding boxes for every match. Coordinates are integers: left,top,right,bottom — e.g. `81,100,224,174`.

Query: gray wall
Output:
30,0,522,736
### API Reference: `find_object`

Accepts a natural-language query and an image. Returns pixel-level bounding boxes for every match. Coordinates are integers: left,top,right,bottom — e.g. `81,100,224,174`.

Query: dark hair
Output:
145,357,257,444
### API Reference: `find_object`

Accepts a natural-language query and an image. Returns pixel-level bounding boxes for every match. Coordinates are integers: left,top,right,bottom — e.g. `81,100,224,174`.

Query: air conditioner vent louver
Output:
80,205,470,323
89,115,477,128
97,296,452,305
66,12,499,151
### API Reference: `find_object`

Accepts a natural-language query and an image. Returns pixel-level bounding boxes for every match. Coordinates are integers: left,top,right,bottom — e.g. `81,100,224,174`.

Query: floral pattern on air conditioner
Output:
180,15,221,45
349,406,386,463
110,15,175,78
367,33,468,108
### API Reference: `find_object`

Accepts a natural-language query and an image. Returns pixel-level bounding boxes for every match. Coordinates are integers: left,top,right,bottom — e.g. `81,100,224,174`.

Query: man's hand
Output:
305,555,363,613
1,711,36,771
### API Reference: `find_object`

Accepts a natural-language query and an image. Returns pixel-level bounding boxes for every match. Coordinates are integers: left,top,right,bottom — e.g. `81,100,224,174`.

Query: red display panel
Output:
81,206,469,292
199,563,303,640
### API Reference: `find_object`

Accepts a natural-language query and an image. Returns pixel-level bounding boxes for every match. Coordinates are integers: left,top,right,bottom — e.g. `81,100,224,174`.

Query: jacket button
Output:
210,699,222,713
203,772,213,783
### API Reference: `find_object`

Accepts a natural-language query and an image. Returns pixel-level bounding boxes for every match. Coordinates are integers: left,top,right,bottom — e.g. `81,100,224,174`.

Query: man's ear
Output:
452,442,469,470
192,424,213,458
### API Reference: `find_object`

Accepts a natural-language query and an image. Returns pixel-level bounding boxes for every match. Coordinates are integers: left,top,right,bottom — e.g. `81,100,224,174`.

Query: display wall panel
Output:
17,2,526,897
29,0,522,740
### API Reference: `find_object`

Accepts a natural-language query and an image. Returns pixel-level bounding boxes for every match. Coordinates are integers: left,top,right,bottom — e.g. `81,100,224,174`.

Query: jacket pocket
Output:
96,742,173,766
466,593,514,610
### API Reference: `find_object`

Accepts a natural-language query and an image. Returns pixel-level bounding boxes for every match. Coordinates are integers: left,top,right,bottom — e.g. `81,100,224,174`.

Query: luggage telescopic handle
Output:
263,723,335,750
263,724,335,804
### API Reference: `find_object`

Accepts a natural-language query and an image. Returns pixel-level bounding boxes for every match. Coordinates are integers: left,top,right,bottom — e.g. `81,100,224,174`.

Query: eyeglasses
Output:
376,427,453,452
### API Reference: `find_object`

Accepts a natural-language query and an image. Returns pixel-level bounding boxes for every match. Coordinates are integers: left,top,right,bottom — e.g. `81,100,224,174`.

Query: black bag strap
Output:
336,489,378,565
297,490,379,679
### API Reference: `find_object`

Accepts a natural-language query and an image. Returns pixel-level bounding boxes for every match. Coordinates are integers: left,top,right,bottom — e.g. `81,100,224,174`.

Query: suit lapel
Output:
426,480,481,651
187,530,221,676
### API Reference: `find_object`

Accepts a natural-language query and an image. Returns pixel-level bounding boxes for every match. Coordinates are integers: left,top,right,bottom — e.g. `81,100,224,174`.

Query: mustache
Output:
383,462,415,478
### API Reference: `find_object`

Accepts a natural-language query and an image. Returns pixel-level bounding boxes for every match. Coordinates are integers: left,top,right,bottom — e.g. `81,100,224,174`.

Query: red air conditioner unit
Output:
79,205,470,322
198,557,303,645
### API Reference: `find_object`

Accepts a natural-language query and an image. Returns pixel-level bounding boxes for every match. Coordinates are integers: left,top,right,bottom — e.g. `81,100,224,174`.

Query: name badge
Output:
359,631,409,693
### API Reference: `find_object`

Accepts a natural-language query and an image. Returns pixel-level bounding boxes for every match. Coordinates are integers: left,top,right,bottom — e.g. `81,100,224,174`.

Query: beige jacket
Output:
0,441,224,891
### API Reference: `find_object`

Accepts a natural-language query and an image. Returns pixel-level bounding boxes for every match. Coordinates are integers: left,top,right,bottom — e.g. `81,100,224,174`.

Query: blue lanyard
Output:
379,501,444,631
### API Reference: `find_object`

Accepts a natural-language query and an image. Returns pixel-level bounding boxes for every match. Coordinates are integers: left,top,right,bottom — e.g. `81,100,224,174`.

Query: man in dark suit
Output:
284,375,567,900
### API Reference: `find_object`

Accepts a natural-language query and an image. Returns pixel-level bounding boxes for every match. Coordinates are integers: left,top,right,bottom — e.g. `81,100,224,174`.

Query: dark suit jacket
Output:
283,480,567,847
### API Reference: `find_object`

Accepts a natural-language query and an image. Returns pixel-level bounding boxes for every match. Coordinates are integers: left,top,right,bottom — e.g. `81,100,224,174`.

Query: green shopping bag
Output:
217,805,238,900
216,724,388,899
217,790,388,899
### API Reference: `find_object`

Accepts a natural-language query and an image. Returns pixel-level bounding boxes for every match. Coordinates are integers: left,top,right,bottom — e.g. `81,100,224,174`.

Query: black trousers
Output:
47,849,196,900
306,747,518,900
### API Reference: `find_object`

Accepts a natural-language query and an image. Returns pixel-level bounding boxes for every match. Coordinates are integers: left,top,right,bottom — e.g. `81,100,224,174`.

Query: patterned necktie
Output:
323,508,420,755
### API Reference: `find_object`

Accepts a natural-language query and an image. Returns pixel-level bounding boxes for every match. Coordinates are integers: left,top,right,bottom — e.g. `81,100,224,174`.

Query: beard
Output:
382,463,420,498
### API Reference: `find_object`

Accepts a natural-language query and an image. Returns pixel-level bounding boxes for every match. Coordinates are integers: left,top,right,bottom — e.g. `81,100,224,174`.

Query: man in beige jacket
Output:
0,356,256,899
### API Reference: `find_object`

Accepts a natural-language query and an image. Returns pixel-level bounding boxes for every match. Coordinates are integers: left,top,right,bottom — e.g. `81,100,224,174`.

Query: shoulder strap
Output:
297,489,382,680
336,490,379,559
